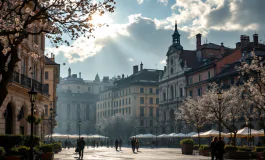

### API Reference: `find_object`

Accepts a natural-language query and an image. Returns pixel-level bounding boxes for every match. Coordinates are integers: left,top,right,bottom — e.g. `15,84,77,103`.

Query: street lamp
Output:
28,87,37,160
79,120,81,139
49,108,53,143
217,90,222,138
155,122,158,149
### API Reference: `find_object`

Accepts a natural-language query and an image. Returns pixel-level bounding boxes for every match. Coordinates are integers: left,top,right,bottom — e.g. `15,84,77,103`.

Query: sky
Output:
46,0,265,81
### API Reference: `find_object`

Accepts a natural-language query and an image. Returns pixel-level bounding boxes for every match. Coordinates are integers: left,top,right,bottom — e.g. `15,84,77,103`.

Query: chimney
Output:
122,74,124,79
236,42,241,49
196,33,202,50
240,35,250,46
133,65,138,74
220,42,224,54
164,66,166,71
140,62,143,71
50,53,55,61
253,34,259,48
68,67,71,77
79,72,81,78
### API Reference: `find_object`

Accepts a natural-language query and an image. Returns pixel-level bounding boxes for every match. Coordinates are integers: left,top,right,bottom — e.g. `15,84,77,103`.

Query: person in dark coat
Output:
131,137,136,153
210,137,218,160
77,137,86,159
216,137,225,160
119,138,123,150
114,139,119,151
135,139,140,152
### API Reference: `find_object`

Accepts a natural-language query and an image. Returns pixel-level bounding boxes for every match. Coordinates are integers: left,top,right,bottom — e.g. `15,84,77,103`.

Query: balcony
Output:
9,72,49,95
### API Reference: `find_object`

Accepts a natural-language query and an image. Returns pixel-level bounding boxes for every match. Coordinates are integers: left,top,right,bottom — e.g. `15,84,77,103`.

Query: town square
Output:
1,0,265,160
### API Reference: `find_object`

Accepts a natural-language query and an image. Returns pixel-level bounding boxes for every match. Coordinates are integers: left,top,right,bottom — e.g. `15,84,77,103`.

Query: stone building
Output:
54,68,113,134
159,22,231,134
96,64,162,135
0,33,49,137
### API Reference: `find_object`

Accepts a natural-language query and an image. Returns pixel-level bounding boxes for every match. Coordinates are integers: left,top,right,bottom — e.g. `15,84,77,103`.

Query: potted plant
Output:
52,142,62,153
4,146,25,160
199,145,210,156
180,139,194,155
39,144,54,160
0,147,5,159
26,115,37,123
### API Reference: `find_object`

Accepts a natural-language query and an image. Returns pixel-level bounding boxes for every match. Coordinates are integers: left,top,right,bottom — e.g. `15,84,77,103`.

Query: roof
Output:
201,43,231,50
180,50,199,68
114,69,162,87
45,56,59,65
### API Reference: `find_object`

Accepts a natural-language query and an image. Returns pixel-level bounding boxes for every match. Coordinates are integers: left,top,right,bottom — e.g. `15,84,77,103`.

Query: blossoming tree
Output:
176,96,207,147
238,51,265,136
0,0,116,105
200,83,245,144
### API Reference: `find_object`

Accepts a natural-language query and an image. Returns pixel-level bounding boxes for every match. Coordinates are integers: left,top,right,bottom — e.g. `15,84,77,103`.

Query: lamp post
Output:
155,122,158,149
49,108,53,143
28,87,37,160
217,90,222,138
79,120,81,139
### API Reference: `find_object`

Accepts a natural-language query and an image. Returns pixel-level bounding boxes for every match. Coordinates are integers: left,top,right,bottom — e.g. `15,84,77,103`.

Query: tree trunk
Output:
233,132,237,146
0,46,19,106
197,127,200,147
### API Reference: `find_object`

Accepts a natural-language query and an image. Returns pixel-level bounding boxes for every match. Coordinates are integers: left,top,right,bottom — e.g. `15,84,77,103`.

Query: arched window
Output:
163,92,166,101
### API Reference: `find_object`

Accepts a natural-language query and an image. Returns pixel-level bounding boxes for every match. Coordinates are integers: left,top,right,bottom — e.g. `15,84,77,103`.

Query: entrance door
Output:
5,103,13,134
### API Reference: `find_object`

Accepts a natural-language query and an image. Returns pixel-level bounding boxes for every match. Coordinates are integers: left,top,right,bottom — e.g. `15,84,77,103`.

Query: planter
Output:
181,144,194,155
41,152,54,160
4,156,22,160
224,151,249,159
199,149,210,156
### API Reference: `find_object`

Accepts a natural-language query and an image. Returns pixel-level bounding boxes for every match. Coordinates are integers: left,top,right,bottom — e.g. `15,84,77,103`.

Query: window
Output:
189,90,193,97
140,120,144,126
208,71,211,79
149,88,153,93
140,97,144,104
171,68,174,75
122,99,124,105
198,75,201,82
45,105,48,116
156,98,159,104
156,108,159,117
129,107,131,114
140,88,144,93
129,97,131,104
163,92,166,101
119,100,121,106
149,107,153,117
149,97,153,104
116,101,118,107
140,107,144,116
126,98,127,105
179,88,183,97
197,88,201,96
45,71,48,80
150,120,153,126
122,90,124,96
156,89,159,94
170,59,173,65
189,77,193,84
77,86,80,89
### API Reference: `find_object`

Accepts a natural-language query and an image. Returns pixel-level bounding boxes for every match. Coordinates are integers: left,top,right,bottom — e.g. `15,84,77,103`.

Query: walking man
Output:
119,138,123,150
115,139,119,151
210,137,218,160
216,137,225,160
131,137,136,153
77,137,86,159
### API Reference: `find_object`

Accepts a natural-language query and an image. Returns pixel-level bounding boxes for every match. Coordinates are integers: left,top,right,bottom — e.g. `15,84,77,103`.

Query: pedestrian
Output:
131,137,136,153
216,137,225,160
135,139,140,152
210,137,218,160
64,140,68,149
119,138,123,150
115,139,119,151
77,137,86,159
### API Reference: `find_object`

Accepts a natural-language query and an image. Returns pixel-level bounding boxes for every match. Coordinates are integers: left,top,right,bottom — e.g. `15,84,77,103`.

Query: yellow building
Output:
0,33,49,137
96,64,162,134
42,54,60,139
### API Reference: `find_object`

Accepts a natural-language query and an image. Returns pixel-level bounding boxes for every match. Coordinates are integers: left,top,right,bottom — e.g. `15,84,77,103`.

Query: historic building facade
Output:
54,68,113,134
0,33,50,137
158,22,231,134
96,64,162,134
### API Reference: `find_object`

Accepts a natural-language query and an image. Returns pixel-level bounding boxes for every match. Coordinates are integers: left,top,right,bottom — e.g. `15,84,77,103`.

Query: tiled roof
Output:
180,50,199,68
201,43,231,50
114,69,162,87
45,56,59,65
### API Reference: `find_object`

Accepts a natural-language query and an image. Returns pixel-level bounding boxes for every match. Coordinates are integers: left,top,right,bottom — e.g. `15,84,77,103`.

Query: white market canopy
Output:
45,134,108,139
235,127,261,137
199,129,227,137
165,133,178,138
130,133,156,138
157,134,168,138
185,132,197,137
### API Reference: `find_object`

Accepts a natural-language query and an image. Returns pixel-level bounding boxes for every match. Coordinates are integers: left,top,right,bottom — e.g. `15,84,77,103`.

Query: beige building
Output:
96,64,162,134
42,54,60,138
0,33,50,137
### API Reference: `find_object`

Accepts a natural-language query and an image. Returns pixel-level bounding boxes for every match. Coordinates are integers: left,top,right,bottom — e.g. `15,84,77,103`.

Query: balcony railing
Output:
10,72,49,95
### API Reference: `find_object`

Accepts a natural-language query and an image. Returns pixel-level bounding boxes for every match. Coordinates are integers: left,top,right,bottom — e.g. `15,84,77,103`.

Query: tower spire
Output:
172,20,183,50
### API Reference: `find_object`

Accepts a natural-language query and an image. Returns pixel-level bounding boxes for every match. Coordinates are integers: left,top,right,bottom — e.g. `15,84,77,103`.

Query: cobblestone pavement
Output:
54,147,211,160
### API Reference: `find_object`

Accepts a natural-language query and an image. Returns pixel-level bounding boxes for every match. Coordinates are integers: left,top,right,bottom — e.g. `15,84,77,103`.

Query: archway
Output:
19,106,27,135
5,103,14,134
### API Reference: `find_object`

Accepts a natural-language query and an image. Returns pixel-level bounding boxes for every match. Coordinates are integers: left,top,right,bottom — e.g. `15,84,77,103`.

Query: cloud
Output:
136,0,144,4
128,58,134,62
154,0,265,38
158,0,168,6
160,59,166,64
